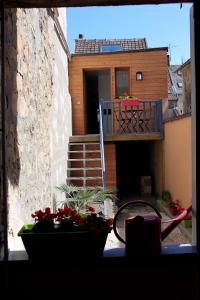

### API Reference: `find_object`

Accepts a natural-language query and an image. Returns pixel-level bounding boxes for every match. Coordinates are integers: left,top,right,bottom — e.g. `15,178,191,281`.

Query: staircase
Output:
67,142,104,189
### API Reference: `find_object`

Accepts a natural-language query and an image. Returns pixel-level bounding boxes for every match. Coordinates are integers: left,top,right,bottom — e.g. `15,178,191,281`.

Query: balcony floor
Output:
69,133,162,143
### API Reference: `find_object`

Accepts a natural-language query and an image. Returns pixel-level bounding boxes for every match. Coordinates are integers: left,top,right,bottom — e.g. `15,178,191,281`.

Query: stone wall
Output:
4,8,72,250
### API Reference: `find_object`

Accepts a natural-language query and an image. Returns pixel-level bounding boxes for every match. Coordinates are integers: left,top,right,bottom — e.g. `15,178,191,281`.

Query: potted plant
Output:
181,214,192,228
18,185,117,260
168,199,183,216
161,190,171,207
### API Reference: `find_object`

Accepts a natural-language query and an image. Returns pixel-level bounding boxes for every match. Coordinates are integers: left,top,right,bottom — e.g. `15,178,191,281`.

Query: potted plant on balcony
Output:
18,185,117,260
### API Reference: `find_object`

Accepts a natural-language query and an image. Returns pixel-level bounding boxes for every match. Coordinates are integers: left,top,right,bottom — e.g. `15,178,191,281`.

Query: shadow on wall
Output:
5,8,20,186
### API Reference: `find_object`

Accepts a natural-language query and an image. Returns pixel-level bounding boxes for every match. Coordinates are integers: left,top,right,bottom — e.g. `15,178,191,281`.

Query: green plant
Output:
161,190,171,206
56,183,118,212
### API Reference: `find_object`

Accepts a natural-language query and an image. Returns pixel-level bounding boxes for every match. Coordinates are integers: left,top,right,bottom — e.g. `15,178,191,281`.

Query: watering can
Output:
113,200,192,256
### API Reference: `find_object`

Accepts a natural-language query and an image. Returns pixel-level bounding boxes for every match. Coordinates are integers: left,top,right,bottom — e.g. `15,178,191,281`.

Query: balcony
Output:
100,99,163,141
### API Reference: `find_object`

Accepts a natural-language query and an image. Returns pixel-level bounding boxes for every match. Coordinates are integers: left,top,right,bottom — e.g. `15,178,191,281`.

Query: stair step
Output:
68,150,100,153
77,186,103,190
68,158,101,162
67,177,102,180
68,167,102,171
69,142,100,146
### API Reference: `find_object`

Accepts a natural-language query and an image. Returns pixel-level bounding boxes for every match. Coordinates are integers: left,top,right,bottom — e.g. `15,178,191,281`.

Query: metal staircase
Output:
67,100,106,194
67,142,104,189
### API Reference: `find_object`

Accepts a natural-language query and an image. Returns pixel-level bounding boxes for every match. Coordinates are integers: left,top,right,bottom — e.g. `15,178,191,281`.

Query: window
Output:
115,68,129,97
100,44,122,53
1,1,199,260
168,99,178,109
177,70,182,75
177,82,183,88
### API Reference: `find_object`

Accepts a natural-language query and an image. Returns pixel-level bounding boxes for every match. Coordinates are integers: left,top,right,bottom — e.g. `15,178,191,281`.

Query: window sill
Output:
5,244,198,262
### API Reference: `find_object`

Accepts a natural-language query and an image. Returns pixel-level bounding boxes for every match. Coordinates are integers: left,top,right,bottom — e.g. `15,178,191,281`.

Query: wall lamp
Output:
136,71,143,81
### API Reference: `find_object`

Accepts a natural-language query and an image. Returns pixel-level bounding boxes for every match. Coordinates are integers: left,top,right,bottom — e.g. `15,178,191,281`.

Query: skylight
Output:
100,44,123,53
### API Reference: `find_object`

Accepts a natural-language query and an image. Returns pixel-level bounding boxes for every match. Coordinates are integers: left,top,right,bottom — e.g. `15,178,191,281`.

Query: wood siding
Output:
69,49,168,135
105,144,117,189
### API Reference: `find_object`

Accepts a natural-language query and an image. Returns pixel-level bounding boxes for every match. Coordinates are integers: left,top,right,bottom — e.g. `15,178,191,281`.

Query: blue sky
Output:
67,3,192,65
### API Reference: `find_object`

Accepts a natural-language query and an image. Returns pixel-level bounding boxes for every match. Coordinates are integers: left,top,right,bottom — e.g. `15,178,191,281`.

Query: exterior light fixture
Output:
136,71,143,81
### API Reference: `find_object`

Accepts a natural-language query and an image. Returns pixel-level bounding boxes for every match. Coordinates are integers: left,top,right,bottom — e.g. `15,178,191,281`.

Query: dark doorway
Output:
84,70,110,134
116,141,154,200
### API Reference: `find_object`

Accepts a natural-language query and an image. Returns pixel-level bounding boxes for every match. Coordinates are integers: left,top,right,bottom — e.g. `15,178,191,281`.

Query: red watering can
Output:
113,200,192,256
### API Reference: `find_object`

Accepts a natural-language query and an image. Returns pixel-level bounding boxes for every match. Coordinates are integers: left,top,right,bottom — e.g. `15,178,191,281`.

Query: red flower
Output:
86,206,95,212
106,218,113,227
31,206,113,233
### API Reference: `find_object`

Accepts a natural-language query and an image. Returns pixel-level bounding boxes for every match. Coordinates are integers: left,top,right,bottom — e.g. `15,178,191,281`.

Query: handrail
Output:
98,99,107,215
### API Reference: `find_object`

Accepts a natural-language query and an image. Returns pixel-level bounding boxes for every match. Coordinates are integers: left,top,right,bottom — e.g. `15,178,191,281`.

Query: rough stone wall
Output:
50,8,72,205
5,8,71,250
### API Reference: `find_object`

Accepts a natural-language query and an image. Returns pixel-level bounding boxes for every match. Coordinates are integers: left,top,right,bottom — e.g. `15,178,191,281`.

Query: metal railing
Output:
98,99,107,215
101,99,163,136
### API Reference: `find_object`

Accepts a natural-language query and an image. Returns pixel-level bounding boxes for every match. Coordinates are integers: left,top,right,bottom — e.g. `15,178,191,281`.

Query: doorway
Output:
116,141,154,200
84,70,110,134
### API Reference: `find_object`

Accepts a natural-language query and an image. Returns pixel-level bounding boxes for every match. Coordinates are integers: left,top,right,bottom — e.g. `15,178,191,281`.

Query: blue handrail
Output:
98,99,107,215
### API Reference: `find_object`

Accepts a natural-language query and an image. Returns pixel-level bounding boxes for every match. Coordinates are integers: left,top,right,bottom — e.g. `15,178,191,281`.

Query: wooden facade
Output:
69,48,168,135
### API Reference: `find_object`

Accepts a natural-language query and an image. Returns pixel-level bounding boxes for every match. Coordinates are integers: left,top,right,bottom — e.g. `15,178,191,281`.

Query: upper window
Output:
115,68,129,97
100,44,122,53
177,82,183,88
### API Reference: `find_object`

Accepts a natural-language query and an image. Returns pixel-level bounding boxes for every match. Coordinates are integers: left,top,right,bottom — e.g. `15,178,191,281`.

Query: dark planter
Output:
18,224,110,260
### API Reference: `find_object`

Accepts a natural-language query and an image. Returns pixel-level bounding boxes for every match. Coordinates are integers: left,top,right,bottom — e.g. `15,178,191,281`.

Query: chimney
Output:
78,34,84,39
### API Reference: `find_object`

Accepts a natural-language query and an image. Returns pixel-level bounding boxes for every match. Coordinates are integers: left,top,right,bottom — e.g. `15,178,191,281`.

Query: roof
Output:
176,58,191,72
74,38,148,54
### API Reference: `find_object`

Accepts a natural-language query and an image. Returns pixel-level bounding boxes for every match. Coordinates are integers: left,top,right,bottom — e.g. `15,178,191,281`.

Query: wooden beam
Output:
3,0,194,9
69,133,162,143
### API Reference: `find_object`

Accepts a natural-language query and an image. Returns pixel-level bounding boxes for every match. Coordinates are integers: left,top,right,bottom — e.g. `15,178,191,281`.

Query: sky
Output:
67,3,192,65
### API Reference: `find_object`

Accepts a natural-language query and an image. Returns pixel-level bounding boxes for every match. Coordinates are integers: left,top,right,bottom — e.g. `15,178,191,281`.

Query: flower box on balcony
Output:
121,99,140,107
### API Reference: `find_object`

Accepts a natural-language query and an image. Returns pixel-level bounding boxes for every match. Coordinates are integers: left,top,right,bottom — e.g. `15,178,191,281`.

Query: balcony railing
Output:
101,99,163,136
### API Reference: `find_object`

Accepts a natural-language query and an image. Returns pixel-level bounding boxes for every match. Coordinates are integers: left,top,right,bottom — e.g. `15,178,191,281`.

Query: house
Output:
167,59,191,118
69,36,168,198
177,58,191,114
168,64,183,117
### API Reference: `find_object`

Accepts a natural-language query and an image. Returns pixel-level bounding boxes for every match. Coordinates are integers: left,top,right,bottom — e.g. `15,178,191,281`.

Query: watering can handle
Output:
113,200,162,244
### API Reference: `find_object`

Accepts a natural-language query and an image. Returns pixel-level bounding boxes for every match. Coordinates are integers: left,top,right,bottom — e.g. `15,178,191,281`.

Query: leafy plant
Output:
161,190,171,206
56,183,118,212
